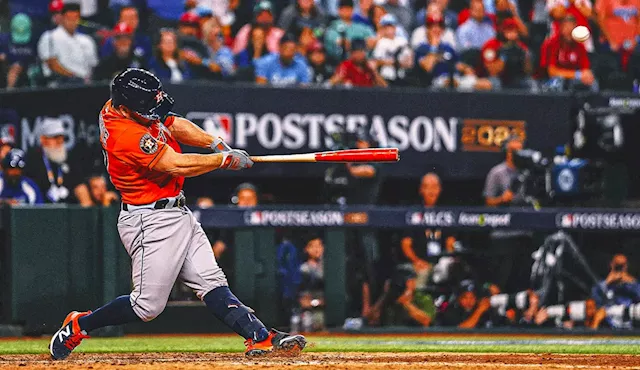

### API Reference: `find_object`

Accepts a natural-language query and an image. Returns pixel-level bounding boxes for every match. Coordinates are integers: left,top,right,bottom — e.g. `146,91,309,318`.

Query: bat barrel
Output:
315,148,399,163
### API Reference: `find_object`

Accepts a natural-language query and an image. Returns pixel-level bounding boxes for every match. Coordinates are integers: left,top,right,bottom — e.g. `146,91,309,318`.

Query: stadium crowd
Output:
0,0,638,91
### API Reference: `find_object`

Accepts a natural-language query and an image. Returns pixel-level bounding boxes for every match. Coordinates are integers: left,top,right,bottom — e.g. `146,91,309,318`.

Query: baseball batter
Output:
48,68,306,360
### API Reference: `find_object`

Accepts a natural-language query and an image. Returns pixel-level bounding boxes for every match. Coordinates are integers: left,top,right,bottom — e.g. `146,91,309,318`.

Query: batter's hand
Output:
211,138,251,159
220,150,253,170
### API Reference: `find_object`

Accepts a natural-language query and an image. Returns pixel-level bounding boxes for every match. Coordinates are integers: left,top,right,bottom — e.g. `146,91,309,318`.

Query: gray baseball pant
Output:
117,206,228,322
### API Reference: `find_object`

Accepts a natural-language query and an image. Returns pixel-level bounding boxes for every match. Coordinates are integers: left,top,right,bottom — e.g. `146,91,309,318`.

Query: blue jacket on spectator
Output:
414,41,458,78
100,33,152,60
146,0,183,21
592,280,640,307
0,172,44,205
148,57,192,83
255,53,310,86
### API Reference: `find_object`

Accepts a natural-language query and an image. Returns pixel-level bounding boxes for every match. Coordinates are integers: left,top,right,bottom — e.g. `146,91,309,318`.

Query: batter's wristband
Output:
210,137,232,152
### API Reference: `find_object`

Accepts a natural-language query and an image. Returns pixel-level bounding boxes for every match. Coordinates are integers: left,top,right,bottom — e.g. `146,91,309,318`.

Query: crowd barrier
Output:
2,205,640,334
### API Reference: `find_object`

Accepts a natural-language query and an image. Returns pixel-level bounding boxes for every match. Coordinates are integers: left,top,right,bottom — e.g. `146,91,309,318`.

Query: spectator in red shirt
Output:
481,18,535,90
329,38,388,87
547,0,593,51
541,14,596,90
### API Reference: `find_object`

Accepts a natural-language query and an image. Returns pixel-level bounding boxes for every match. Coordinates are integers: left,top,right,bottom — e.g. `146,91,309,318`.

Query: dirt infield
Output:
1,352,639,369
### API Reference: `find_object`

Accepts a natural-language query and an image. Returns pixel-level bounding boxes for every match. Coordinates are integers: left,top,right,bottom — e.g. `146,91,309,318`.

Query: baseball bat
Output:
250,148,399,163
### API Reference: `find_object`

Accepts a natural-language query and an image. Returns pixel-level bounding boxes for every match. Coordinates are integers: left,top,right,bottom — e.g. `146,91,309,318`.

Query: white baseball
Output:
571,26,590,43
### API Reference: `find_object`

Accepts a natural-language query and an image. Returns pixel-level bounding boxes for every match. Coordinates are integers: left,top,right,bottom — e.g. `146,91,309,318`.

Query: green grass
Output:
2,336,640,355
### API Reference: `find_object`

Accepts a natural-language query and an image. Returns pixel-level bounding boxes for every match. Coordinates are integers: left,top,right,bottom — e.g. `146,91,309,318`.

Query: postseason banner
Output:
193,206,640,232
1,84,572,179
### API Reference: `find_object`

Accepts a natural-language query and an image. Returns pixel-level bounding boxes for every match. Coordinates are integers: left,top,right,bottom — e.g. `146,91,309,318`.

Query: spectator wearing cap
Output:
0,149,43,205
456,0,496,52
255,34,311,86
177,12,212,79
373,14,413,85
480,18,535,90
324,0,377,62
24,118,91,205
36,3,98,86
330,38,387,86
94,22,149,81
307,41,334,85
382,0,413,32
414,14,490,90
232,182,259,207
233,1,285,55
149,28,192,83
201,17,235,79
411,3,457,50
493,0,528,37
278,0,327,36
416,0,457,30
4,14,38,89
100,6,153,61
540,14,596,90
596,0,640,55
34,0,64,83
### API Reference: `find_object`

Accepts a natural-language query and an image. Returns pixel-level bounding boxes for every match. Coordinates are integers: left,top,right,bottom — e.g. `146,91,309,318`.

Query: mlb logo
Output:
409,212,423,225
250,211,262,225
561,214,573,228
185,112,233,144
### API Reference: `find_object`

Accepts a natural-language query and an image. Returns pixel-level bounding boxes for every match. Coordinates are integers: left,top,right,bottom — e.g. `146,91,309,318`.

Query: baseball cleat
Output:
244,328,306,357
49,311,91,360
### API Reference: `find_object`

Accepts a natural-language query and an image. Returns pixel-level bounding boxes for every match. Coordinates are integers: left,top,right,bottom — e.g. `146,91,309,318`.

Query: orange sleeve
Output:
164,115,176,128
112,126,168,169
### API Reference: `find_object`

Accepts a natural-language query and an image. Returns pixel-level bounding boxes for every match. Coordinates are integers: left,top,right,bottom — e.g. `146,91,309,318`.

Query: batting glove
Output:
211,137,251,158
220,149,254,170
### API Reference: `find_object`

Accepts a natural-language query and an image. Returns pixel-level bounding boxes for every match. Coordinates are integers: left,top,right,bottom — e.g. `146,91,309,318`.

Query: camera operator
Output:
436,281,504,328
480,18,536,91
592,254,640,309
483,136,534,293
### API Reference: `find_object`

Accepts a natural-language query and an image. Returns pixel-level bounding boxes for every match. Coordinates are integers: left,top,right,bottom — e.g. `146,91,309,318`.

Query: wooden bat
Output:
250,148,399,163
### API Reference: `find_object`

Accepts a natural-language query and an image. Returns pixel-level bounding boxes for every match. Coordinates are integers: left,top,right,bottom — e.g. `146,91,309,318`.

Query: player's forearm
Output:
7,64,22,88
155,149,224,177
169,117,216,148
47,59,75,77
458,310,483,328
403,302,432,327
548,65,578,79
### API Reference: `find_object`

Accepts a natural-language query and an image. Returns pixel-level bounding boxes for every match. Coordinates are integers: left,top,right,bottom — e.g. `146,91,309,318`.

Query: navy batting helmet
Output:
2,148,26,169
110,68,174,122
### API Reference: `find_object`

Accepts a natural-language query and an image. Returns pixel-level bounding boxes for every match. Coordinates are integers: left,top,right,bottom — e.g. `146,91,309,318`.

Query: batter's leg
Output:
179,212,306,356
49,208,195,360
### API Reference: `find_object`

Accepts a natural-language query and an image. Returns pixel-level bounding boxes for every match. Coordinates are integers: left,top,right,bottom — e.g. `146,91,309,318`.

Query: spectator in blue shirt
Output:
592,254,640,308
202,17,235,80
100,6,152,62
5,13,38,89
255,33,310,86
0,149,44,205
414,14,490,90
456,1,496,52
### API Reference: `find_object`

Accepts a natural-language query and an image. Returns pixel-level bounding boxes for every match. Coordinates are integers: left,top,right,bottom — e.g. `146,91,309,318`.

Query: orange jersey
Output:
99,100,184,205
